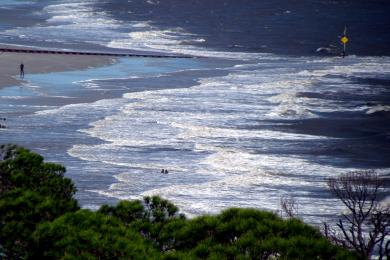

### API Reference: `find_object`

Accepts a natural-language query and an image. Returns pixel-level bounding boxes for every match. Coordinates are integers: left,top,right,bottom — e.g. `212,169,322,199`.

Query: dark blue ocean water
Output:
0,0,389,224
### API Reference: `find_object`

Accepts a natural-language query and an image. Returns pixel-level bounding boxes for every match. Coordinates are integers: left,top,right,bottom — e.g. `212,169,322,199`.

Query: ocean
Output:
0,0,389,225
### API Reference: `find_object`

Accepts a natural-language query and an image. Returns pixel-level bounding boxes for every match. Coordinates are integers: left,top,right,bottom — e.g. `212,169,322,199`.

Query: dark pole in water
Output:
341,26,348,58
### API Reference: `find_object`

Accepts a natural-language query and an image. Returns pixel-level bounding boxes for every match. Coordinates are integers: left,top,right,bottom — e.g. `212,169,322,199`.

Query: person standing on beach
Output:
20,63,24,79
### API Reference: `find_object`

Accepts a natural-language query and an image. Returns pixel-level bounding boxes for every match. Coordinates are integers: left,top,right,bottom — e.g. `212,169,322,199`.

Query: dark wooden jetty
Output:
0,47,195,59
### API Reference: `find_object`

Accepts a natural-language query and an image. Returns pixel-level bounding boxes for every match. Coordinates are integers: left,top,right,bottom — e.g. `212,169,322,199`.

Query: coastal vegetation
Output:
0,145,372,259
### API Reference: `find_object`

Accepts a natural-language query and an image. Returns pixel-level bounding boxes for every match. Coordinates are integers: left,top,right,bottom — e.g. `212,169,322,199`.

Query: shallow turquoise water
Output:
0,57,202,98
1,0,34,6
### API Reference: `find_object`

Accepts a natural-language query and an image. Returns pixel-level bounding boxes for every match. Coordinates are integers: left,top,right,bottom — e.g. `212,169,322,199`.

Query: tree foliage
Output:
156,208,356,259
32,210,158,259
0,145,78,258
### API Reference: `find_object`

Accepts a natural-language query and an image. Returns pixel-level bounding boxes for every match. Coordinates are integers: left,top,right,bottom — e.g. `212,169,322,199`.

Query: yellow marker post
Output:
341,32,348,57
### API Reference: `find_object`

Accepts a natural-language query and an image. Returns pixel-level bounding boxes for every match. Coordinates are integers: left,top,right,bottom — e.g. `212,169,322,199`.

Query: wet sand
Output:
0,46,116,89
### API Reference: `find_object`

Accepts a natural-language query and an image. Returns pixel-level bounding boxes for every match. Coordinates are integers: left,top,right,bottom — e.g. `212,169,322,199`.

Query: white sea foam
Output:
94,151,356,219
65,51,390,224
366,105,390,114
132,21,152,28
99,148,389,221
4,0,124,49
107,24,274,60
0,96,29,100
35,97,123,116
44,2,120,28
146,0,160,5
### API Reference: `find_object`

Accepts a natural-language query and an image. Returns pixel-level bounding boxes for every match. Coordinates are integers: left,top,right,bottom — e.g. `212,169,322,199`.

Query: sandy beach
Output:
0,47,116,89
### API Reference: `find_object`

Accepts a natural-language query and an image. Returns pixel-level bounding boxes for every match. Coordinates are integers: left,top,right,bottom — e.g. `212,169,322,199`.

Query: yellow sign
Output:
341,36,349,44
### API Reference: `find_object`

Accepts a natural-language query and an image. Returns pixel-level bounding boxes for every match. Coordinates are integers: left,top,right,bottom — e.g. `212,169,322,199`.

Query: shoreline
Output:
0,45,116,89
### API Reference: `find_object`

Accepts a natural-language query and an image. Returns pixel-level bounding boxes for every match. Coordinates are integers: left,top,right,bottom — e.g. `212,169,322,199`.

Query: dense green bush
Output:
0,145,360,259
0,145,78,258
32,210,158,259
120,205,356,259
